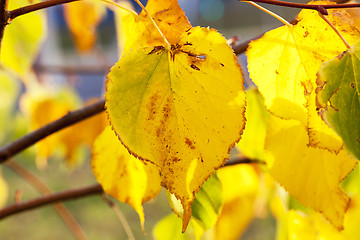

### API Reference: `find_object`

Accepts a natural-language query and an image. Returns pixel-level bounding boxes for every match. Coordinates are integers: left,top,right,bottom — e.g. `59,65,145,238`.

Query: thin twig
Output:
33,64,112,75
102,194,136,240
239,0,360,14
0,99,105,164
224,157,266,166
5,160,88,240
0,182,103,219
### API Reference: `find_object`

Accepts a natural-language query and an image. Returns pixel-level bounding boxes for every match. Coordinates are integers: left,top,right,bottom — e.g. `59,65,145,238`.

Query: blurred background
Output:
0,0,308,239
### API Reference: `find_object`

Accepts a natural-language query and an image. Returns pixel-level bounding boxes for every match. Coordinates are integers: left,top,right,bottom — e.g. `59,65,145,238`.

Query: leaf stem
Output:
5,160,88,240
0,99,105,164
318,12,351,49
246,1,291,26
99,0,137,15
133,0,170,46
102,194,136,240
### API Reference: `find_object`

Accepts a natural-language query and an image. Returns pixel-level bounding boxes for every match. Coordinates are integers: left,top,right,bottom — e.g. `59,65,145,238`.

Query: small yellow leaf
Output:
106,26,246,230
122,0,191,53
214,165,259,240
64,1,105,52
265,114,357,230
91,126,162,229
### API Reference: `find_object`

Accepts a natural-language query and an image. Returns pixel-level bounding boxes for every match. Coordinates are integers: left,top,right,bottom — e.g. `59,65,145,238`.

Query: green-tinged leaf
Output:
2,0,46,76
106,26,246,230
317,40,360,160
237,88,269,160
192,172,222,230
153,214,201,240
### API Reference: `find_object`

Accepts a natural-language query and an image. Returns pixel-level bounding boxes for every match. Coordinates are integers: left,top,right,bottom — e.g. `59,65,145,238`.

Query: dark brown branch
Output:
0,184,103,219
0,99,105,163
0,0,8,50
224,157,265,167
8,0,78,21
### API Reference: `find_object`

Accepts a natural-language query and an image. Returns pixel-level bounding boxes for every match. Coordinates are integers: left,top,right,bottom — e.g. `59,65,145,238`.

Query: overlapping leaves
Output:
246,1,360,229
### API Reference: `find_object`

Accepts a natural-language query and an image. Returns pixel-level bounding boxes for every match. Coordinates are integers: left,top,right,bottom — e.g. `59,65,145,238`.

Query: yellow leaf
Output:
64,1,105,52
265,114,357,230
122,0,191,53
106,26,246,230
287,210,344,240
214,165,259,240
0,169,8,208
114,0,135,55
91,126,162,229
21,85,107,167
2,0,46,75
246,1,360,151
237,88,269,160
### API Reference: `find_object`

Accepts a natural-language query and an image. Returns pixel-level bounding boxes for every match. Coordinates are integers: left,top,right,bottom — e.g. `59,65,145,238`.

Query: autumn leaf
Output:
91,126,162,229
122,0,192,54
64,1,106,52
246,1,360,151
237,88,269,161
20,84,107,168
214,164,259,240
317,40,360,160
106,25,246,231
2,0,46,76
265,114,357,230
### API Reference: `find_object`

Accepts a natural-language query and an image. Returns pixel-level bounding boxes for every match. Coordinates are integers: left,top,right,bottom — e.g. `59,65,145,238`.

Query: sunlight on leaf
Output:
122,0,191,54
2,0,46,76
317,40,360,160
246,1,360,152
106,26,246,230
91,126,162,230
265,114,357,230
114,0,135,55
237,88,269,160
64,0,106,52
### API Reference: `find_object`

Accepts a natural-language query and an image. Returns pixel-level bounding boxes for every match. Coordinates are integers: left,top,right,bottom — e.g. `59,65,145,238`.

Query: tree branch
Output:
0,99,105,164
6,160,88,240
0,183,103,220
0,0,8,50
8,0,78,21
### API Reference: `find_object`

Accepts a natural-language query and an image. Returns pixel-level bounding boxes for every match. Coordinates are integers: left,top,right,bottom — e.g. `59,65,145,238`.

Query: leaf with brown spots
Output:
106,26,246,231
122,0,191,54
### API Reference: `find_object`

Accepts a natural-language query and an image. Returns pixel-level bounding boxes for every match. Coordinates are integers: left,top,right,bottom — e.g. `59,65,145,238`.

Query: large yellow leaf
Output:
64,1,105,52
91,126,162,229
246,2,360,151
122,0,191,54
214,165,259,240
265,114,357,230
106,26,246,230
2,0,46,75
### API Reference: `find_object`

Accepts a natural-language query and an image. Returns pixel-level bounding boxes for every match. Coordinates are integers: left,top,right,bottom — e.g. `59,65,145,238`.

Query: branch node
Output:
317,6,328,15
